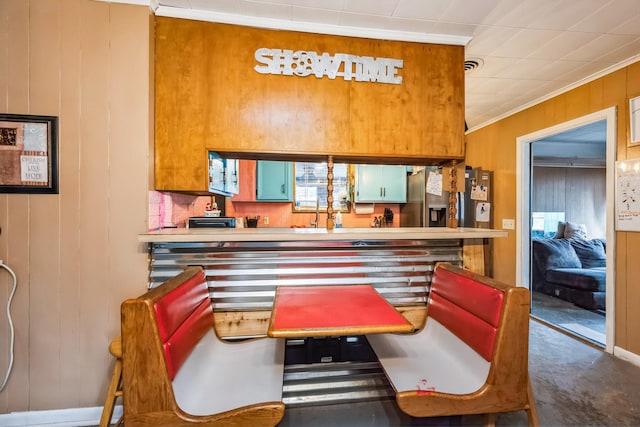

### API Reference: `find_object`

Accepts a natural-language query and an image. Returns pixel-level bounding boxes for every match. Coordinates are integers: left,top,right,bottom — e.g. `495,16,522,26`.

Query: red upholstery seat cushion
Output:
431,267,504,327
153,270,213,380
154,271,208,342
163,298,214,380
429,266,505,361
428,293,497,361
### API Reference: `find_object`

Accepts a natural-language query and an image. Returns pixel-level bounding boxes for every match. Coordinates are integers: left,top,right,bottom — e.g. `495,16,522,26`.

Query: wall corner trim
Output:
613,346,640,368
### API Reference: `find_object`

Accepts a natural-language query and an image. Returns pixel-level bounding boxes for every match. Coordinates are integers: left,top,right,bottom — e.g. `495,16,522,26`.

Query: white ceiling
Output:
146,0,640,132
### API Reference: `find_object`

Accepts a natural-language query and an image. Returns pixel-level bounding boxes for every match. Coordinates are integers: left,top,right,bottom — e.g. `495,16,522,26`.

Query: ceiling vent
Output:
464,58,484,73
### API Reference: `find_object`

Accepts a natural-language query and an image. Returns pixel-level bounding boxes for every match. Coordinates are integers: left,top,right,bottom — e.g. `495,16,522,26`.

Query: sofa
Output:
532,236,606,311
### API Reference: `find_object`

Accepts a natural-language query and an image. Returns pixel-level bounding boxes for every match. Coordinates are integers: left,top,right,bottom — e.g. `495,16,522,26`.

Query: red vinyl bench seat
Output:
367,262,539,426
121,266,285,426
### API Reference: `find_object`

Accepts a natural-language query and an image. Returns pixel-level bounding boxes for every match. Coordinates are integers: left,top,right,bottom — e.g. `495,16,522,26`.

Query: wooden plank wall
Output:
466,62,640,355
532,167,606,239
0,0,150,412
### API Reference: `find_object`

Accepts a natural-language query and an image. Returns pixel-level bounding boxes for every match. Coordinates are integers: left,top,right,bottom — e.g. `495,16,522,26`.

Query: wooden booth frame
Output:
0,114,59,194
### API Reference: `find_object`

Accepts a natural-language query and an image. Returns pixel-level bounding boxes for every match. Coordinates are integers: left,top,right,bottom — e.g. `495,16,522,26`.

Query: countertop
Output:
138,227,508,243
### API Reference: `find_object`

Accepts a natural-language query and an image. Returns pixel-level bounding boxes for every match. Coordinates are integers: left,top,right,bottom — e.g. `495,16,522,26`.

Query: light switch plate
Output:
263,216,269,225
502,219,515,230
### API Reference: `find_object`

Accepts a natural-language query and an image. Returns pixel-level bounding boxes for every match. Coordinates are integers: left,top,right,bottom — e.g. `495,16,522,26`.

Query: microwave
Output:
188,217,236,228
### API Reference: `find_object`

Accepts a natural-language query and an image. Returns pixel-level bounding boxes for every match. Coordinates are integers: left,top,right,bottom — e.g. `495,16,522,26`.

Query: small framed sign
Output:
616,159,640,231
0,114,59,194
630,96,640,145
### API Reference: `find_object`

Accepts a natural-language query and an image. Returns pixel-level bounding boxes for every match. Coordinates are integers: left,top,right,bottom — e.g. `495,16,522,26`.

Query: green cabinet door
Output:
355,165,407,203
256,160,293,201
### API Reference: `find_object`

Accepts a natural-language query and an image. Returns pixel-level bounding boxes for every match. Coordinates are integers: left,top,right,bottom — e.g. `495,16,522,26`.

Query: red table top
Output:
268,284,414,338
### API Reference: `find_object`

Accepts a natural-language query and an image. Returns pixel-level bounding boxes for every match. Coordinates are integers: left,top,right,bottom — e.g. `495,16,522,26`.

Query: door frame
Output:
516,107,616,353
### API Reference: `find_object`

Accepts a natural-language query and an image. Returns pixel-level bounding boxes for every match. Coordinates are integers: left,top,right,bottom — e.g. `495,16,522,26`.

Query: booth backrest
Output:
121,266,286,426
367,263,538,425
429,264,505,361
153,269,210,380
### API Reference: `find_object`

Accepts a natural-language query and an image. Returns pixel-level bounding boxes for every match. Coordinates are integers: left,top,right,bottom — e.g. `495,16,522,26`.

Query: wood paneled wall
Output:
466,62,640,355
0,0,150,412
532,167,606,239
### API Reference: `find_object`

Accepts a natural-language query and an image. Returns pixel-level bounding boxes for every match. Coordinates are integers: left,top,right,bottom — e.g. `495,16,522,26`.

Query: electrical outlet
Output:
263,216,269,225
502,219,515,230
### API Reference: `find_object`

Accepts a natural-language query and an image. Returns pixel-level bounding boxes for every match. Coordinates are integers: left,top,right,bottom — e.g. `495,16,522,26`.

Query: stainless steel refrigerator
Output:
399,167,492,228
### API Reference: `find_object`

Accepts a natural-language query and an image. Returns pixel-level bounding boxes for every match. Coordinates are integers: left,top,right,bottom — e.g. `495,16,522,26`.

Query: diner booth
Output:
99,15,538,427
0,4,533,425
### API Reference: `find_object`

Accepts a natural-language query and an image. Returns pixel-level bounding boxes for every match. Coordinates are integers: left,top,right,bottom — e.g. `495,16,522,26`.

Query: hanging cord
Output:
0,261,17,393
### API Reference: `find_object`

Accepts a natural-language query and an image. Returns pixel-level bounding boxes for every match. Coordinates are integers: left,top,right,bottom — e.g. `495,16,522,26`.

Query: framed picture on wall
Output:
630,96,640,145
615,159,640,232
0,114,59,194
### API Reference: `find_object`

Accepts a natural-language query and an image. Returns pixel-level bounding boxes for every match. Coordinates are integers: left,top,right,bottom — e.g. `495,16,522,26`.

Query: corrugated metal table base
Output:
282,361,395,407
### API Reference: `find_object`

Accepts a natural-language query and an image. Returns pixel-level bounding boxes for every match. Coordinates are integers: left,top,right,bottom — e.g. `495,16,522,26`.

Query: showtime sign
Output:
254,48,403,85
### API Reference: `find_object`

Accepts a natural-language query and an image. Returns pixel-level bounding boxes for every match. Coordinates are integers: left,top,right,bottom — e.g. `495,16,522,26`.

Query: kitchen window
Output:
293,162,351,212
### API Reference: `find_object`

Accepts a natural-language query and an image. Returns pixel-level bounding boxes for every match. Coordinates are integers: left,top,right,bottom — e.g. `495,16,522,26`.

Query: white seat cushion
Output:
367,318,490,395
172,329,285,415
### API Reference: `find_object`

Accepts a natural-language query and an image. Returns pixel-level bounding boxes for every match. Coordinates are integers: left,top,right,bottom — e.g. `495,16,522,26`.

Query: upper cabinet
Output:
355,165,407,203
225,157,239,194
256,161,293,201
153,18,464,192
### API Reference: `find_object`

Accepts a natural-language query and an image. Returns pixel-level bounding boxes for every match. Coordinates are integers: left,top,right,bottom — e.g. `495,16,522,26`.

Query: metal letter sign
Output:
254,48,403,85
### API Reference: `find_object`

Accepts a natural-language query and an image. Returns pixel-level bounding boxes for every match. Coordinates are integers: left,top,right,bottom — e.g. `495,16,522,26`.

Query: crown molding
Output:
153,6,471,46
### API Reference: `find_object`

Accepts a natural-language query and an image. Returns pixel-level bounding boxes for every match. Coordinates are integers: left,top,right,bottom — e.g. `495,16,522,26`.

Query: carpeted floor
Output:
278,320,640,426
105,317,637,426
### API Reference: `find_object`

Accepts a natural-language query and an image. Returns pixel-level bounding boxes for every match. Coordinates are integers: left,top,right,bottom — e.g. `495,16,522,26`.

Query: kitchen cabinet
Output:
256,161,293,201
225,157,239,194
208,152,239,196
154,18,464,193
355,165,407,203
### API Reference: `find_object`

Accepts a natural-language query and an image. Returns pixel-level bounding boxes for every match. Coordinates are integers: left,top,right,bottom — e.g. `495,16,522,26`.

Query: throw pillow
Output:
564,222,587,239
570,238,606,269
533,239,582,272
553,221,566,239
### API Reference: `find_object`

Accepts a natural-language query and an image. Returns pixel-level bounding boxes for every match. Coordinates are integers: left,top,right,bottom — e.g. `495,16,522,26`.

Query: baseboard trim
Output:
614,346,640,368
0,405,122,427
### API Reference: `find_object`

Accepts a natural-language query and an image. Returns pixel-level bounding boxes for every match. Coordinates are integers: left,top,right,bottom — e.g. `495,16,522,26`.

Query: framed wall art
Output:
616,159,640,232
630,96,640,145
0,114,59,194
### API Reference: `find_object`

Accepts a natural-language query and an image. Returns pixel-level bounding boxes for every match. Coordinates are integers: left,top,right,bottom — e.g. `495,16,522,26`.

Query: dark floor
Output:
278,320,640,427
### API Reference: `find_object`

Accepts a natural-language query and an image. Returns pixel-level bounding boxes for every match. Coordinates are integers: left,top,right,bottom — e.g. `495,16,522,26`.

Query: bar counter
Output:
138,226,507,243
139,226,507,339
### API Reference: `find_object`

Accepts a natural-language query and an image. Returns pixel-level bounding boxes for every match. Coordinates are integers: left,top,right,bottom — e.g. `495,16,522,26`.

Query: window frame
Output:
292,162,353,213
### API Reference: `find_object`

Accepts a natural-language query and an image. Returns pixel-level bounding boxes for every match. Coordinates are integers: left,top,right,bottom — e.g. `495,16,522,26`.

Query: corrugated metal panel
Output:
148,239,462,311
282,361,394,407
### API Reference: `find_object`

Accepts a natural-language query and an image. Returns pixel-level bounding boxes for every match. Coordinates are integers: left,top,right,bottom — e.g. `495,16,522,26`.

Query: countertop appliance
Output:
188,216,236,228
400,168,474,227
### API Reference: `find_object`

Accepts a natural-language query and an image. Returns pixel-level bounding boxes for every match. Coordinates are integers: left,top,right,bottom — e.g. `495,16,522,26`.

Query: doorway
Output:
516,108,616,353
